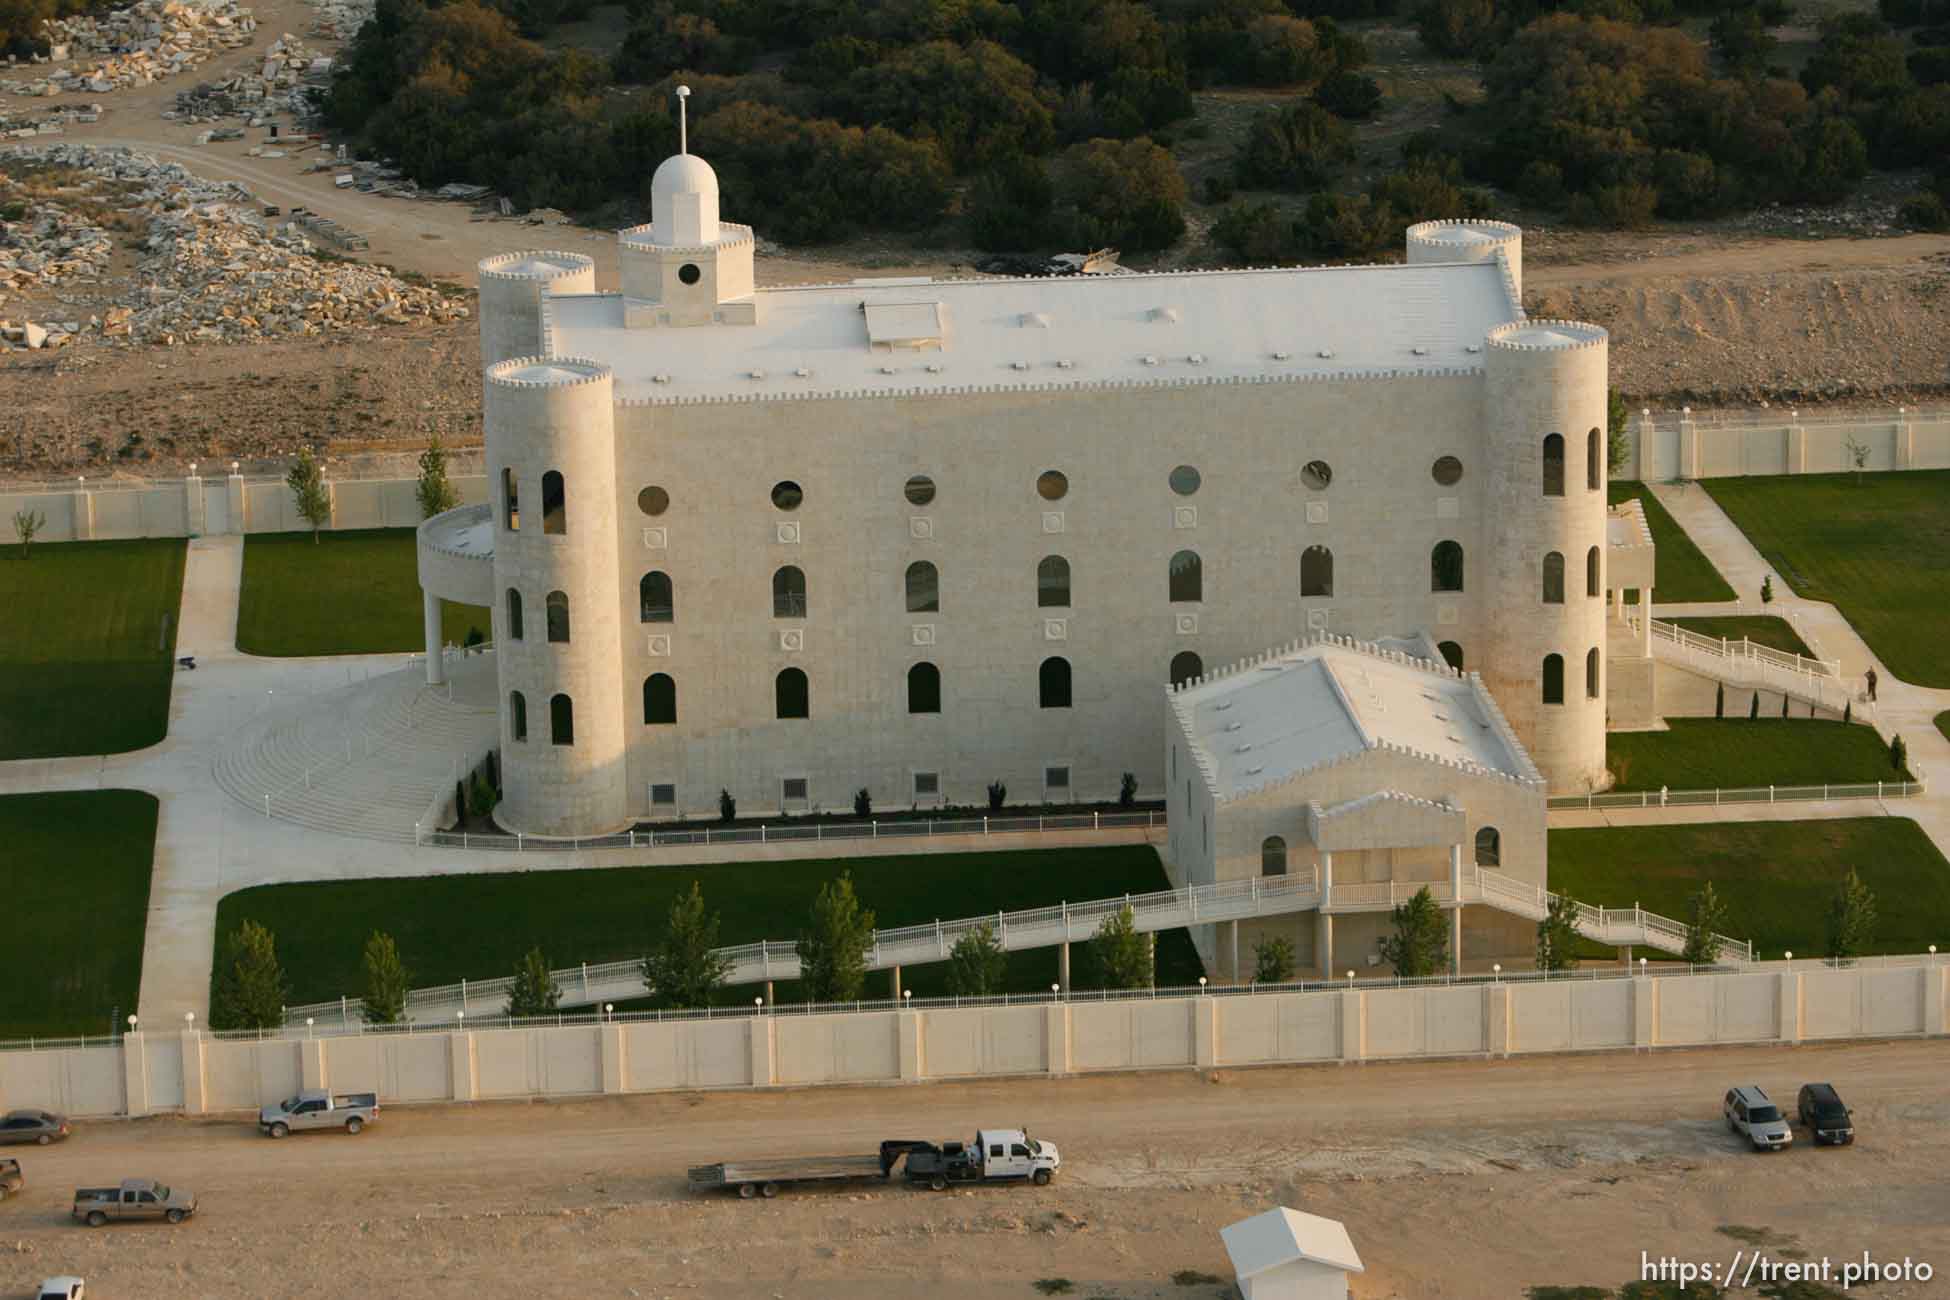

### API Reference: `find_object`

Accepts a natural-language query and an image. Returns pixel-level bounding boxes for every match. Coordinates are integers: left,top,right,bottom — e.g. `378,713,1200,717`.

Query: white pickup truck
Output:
258,1089,378,1139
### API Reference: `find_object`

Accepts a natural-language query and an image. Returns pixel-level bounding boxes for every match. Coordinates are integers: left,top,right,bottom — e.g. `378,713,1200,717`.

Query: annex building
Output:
425,140,1638,872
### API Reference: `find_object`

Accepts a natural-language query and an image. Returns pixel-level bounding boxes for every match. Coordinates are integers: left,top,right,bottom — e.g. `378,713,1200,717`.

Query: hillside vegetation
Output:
319,0,1950,254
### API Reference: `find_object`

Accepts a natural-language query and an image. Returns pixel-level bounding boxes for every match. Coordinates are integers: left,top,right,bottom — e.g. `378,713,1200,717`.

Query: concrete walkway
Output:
1648,482,1950,860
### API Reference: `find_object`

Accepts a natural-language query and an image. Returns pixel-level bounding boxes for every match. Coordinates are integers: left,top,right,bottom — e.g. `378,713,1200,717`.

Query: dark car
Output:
0,1110,71,1146
1798,1083,1855,1145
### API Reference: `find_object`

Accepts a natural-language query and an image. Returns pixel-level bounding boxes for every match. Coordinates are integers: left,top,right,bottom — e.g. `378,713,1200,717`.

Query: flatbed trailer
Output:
689,1140,928,1198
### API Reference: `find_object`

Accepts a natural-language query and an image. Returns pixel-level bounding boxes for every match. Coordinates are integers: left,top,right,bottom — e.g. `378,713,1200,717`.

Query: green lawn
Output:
1665,616,1813,660
1938,710,1950,746
0,538,186,759
237,528,490,657
1608,482,1736,603
1606,719,1908,792
1547,818,1950,958
213,845,1204,1008
1702,470,1950,686
0,790,159,1039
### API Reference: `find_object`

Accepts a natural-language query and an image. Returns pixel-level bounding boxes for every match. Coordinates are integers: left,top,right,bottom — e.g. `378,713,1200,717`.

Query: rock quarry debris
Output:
0,144,469,352
1,0,258,98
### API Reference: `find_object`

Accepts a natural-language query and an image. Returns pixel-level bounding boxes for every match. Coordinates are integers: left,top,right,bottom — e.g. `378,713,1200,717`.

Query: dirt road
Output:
1,1041,1944,1298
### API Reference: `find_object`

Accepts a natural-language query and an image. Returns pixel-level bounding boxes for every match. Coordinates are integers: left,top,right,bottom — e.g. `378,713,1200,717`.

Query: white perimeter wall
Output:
0,474,490,544
3,962,1943,1119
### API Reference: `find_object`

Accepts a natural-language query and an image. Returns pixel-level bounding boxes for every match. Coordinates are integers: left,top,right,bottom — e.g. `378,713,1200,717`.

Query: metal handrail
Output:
1550,780,1924,811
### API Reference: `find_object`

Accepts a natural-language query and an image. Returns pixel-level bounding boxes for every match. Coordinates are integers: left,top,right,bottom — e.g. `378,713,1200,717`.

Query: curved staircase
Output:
212,653,499,842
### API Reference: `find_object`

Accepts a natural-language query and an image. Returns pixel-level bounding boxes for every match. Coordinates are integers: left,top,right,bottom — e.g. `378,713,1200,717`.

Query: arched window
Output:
1438,640,1463,671
905,560,939,613
1169,549,1202,603
1431,540,1464,593
1542,551,1565,604
1586,647,1600,699
1475,826,1501,867
549,693,573,745
1587,427,1602,490
509,690,527,742
545,590,570,644
1301,545,1333,597
1542,653,1564,704
1039,656,1072,709
907,661,941,714
1542,434,1565,497
644,673,676,725
1037,555,1070,608
640,571,673,623
1587,545,1601,598
1170,651,1203,687
501,467,519,531
1261,835,1287,877
775,668,809,719
541,470,566,534
505,588,524,641
772,565,806,618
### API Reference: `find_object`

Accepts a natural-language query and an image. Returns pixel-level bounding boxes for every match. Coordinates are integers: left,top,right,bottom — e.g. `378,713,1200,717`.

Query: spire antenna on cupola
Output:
676,83,690,155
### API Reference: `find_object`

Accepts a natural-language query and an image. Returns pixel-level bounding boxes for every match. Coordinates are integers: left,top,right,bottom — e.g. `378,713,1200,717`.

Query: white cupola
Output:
618,87,760,328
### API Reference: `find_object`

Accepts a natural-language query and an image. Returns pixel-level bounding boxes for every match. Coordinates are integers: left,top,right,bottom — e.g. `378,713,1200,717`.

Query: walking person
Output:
1865,667,1878,703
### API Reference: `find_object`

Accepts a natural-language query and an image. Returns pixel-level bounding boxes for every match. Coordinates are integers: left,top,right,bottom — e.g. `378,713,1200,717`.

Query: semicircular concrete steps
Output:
212,656,499,842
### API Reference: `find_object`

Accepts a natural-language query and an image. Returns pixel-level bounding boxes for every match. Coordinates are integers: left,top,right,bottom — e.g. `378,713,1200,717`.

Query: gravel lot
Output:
0,1040,1945,1298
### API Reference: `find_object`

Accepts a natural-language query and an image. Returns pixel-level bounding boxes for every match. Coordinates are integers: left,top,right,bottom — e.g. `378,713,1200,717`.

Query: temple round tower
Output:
1478,320,1612,793
485,357,630,836
476,251,597,368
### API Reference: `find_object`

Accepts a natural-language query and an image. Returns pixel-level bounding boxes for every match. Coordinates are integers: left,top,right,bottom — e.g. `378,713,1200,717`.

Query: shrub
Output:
361,932,410,1025
212,920,288,1030
1569,181,1660,229
506,946,561,1017
1090,904,1153,989
854,787,872,817
1377,886,1447,976
1682,883,1729,964
1253,935,1297,983
1235,101,1355,191
718,788,736,821
966,154,1056,252
1119,772,1138,807
1316,69,1383,118
796,872,876,1002
947,922,1009,995
1900,190,1950,228
1057,136,1187,252
988,780,1007,810
642,881,732,1009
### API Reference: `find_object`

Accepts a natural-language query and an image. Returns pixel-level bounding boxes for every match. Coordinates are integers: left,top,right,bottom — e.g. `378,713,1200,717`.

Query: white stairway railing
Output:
289,864,1742,1025
1638,616,1866,718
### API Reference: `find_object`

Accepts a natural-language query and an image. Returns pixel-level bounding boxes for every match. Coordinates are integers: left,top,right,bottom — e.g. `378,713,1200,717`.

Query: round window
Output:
1169,464,1201,496
1037,470,1069,501
904,474,936,507
770,480,803,511
677,262,702,286
1301,460,1333,491
1431,455,1463,486
637,485,670,517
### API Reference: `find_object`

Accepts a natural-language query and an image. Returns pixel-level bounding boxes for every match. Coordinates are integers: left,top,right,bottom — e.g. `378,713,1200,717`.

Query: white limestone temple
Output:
420,134,1659,863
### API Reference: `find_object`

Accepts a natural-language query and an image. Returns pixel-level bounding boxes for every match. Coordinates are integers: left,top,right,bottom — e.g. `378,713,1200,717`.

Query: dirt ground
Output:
0,1040,1945,1299
4,0,1950,477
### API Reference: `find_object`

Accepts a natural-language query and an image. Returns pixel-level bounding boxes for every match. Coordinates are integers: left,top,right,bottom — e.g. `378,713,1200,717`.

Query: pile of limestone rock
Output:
1,0,257,98
168,33,328,123
1,145,469,351
304,0,375,41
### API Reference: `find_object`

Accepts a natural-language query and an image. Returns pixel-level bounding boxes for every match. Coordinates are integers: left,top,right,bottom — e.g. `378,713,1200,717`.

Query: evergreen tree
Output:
361,931,410,1025
11,508,44,558
1890,733,1908,774
1682,883,1729,964
946,922,1009,996
1090,904,1154,989
1749,691,1761,719
796,872,876,1002
416,434,460,519
1377,886,1448,976
1253,935,1297,984
1716,681,1726,718
1825,868,1877,962
642,882,732,1009
286,446,331,542
1535,892,1582,971
506,946,561,1017
1607,388,1632,474
212,920,288,1030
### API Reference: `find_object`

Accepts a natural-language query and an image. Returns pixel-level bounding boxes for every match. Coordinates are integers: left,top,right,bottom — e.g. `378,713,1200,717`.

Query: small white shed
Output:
1220,1207,1364,1300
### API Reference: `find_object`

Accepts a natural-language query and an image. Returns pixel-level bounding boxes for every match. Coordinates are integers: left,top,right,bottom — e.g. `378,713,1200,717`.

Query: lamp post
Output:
754,997,764,1015
903,990,912,1006
604,1002,614,1023
127,1015,137,1036
1492,964,1502,982
1785,951,1793,962
1345,970,1355,985
1198,976,1207,995
184,1011,195,1031
305,1017,315,1039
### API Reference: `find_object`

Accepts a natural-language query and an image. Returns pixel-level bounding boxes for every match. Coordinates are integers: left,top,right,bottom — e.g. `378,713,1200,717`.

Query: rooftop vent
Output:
925,362,943,373
652,373,671,384
1010,361,1029,371
793,367,811,378
1057,359,1074,369
1246,765,1265,776
1142,354,1160,366
1020,311,1051,328
1411,346,1428,356
864,300,947,352
879,365,897,375
1188,353,1205,365
1151,305,1180,323
1272,350,1291,361
1317,349,1334,359
1465,344,1482,354
749,369,765,380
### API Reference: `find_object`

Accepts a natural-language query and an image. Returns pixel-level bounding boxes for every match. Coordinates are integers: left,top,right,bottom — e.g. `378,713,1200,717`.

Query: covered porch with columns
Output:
416,503,497,686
